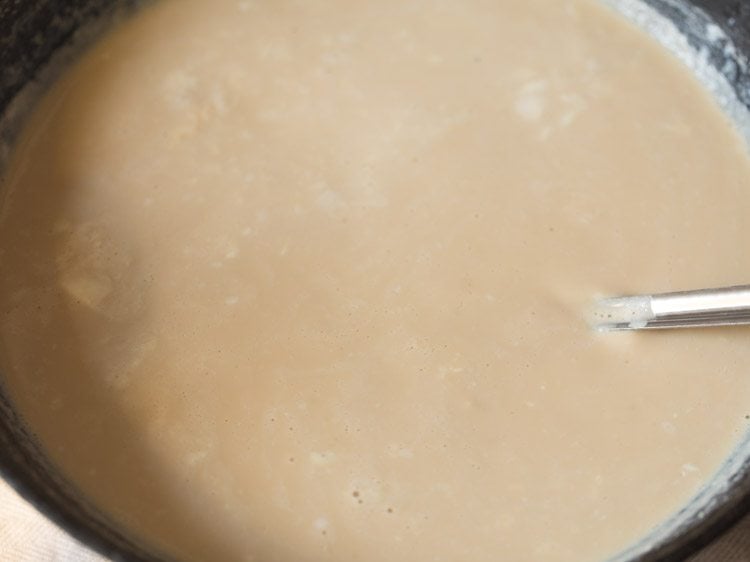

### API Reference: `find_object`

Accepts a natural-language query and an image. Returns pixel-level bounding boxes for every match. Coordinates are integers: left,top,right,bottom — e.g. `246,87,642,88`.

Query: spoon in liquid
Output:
592,285,750,331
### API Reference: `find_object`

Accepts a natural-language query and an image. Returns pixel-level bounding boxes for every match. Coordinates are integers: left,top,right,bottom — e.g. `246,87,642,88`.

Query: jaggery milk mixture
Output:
2,0,750,561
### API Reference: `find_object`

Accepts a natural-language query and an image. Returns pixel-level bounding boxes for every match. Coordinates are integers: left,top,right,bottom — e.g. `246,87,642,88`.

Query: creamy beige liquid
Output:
2,0,750,561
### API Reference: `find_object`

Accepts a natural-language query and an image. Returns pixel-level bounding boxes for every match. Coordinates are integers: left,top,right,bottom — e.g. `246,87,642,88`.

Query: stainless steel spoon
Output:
591,285,750,331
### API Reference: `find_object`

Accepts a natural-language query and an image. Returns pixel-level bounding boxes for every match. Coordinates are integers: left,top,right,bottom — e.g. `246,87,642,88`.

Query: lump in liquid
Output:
2,0,750,560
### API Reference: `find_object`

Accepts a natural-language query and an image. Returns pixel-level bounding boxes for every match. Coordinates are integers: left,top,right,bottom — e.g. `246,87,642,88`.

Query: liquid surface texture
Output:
2,1,750,561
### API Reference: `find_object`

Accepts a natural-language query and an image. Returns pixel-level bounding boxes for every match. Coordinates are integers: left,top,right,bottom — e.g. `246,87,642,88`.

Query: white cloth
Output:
0,479,104,561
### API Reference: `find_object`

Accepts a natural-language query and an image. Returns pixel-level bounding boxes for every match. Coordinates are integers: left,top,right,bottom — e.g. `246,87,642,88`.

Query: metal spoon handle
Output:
592,285,750,331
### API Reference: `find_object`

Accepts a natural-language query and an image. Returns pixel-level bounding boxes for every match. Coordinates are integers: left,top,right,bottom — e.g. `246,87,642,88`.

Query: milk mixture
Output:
2,0,750,560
